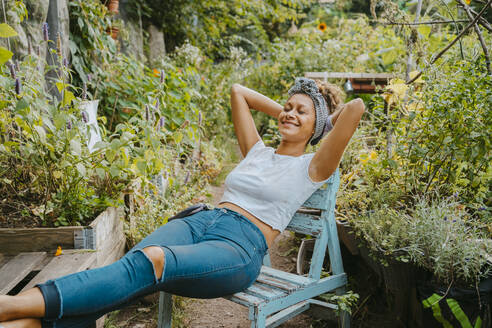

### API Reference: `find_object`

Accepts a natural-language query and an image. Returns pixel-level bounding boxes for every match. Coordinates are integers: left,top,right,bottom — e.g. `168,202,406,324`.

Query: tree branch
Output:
406,0,423,82
440,0,464,60
456,0,492,75
379,19,469,26
465,4,492,32
406,0,492,84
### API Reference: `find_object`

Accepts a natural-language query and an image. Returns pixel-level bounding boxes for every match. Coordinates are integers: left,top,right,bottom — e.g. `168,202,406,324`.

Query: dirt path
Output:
180,184,315,328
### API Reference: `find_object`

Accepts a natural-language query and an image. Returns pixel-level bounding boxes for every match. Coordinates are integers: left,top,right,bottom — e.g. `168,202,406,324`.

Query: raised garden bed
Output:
0,207,126,266
0,206,127,328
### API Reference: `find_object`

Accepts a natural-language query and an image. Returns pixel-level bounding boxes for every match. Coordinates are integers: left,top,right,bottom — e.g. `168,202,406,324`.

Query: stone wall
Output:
2,0,168,84
1,0,69,98
118,0,146,62
147,24,166,66
2,0,69,60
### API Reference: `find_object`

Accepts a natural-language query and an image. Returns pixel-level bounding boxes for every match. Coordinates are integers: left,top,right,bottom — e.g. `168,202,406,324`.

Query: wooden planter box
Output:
0,206,127,328
335,219,359,256
0,207,126,267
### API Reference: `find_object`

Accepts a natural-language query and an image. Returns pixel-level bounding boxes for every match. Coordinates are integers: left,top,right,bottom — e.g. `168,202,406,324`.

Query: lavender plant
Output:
352,196,491,286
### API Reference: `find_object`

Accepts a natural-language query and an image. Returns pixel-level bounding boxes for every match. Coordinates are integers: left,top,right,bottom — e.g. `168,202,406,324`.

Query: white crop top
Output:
218,139,331,232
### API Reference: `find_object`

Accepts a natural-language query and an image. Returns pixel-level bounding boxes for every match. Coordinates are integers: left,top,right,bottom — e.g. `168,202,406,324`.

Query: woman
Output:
0,77,364,328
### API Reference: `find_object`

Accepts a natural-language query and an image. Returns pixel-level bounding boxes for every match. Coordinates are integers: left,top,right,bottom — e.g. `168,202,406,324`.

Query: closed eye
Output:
283,107,304,114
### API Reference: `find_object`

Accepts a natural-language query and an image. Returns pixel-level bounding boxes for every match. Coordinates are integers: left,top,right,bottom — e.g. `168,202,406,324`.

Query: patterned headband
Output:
287,77,329,146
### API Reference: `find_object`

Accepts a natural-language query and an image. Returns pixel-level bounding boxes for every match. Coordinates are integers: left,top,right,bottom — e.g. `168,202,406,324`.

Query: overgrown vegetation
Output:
0,1,490,322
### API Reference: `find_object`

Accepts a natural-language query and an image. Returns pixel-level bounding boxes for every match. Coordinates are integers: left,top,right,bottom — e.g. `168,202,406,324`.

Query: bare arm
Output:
231,84,283,118
230,84,283,157
329,103,346,125
309,98,365,182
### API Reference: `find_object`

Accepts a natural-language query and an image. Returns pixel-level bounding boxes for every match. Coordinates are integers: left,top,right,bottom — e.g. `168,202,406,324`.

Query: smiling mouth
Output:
281,121,299,126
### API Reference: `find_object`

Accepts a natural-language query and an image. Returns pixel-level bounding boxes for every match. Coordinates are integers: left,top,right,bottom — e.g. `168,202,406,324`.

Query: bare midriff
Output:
217,202,279,249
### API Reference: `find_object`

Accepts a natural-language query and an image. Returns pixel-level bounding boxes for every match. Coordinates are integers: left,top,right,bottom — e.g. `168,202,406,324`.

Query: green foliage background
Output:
0,0,490,288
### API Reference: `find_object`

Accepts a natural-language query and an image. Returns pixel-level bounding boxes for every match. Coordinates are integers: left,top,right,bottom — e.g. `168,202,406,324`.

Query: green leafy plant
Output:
319,290,360,317
0,41,122,227
352,196,491,286
124,0,313,61
68,0,116,85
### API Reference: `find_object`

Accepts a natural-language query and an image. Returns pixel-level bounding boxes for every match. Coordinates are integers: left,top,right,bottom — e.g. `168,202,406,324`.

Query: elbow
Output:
349,98,365,119
231,83,242,94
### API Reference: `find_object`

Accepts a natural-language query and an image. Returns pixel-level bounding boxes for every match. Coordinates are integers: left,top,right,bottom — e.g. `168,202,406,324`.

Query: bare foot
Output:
0,318,42,328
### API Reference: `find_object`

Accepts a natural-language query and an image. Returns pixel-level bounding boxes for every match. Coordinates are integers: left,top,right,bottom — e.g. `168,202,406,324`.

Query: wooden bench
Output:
157,168,350,327
305,71,395,94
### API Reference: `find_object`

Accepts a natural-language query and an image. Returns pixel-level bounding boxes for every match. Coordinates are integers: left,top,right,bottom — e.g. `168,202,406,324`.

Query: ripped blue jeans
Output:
35,207,269,328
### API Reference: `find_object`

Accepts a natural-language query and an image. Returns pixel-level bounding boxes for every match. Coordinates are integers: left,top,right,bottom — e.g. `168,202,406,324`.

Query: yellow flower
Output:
360,150,378,165
317,22,327,32
464,0,471,4
383,78,408,106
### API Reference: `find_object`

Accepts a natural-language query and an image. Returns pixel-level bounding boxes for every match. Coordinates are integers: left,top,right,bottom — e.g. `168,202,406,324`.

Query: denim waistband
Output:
212,207,268,251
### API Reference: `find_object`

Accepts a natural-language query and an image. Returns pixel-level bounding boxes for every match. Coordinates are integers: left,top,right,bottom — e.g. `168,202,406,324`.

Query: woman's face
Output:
278,93,316,145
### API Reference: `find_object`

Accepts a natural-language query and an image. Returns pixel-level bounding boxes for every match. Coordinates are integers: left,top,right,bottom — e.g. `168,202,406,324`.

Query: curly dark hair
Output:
314,80,346,114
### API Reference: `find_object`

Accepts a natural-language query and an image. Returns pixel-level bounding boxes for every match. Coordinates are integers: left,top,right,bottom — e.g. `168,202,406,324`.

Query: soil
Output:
0,202,98,228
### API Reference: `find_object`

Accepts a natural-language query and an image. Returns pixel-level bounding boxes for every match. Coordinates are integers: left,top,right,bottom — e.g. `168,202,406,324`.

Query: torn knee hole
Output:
141,246,165,281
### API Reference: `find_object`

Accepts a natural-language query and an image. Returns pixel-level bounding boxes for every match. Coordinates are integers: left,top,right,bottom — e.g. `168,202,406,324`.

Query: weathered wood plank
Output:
265,301,310,328
33,255,54,271
336,220,359,255
21,250,96,292
287,213,322,236
261,266,314,286
157,292,172,328
256,274,301,293
98,232,126,268
305,71,394,80
0,227,83,255
0,252,47,294
302,189,329,210
296,207,321,216
90,207,125,267
262,274,347,316
226,291,265,307
244,282,287,301
90,207,120,249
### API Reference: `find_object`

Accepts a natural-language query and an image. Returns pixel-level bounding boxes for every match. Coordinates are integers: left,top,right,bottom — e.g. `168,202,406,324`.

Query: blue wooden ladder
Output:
158,168,349,328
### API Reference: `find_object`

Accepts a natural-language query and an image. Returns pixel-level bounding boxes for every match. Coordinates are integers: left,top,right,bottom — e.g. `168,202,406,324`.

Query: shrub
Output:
352,196,491,286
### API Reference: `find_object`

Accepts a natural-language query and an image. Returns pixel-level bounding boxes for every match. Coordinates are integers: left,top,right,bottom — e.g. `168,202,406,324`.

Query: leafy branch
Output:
407,0,492,84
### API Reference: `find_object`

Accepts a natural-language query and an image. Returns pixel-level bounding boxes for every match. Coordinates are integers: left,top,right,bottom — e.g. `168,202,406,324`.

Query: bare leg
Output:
0,318,42,328
0,288,45,322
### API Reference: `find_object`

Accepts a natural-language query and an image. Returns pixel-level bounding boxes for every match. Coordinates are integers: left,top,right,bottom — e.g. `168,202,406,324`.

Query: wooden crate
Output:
0,206,127,328
0,207,125,265
0,250,107,327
